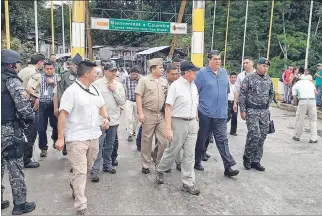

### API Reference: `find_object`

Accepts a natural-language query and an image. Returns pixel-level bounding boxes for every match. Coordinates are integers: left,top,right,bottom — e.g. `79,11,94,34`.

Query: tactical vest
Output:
1,68,17,122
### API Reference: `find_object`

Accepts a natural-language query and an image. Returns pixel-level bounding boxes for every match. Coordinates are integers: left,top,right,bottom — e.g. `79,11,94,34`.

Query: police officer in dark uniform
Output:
238,57,274,171
1,49,36,214
54,53,82,155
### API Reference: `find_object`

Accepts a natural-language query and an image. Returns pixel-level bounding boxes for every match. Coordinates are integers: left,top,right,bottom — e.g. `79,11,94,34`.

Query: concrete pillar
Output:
72,1,85,58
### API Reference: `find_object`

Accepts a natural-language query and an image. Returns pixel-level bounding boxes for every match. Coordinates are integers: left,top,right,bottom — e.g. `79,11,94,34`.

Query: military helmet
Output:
1,49,22,64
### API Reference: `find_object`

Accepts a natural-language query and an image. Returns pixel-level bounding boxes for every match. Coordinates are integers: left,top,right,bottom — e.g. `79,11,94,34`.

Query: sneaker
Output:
181,184,200,195
76,208,87,215
103,168,116,174
205,152,211,158
142,168,150,174
1,200,10,210
309,140,318,143
292,136,300,141
230,132,237,136
202,155,208,161
91,175,99,183
12,202,36,215
155,172,164,184
128,136,133,142
40,150,47,157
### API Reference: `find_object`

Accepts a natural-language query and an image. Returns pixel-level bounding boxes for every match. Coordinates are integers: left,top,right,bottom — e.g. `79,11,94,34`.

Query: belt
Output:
129,99,136,102
246,103,269,109
228,100,234,103
173,117,196,121
299,98,315,100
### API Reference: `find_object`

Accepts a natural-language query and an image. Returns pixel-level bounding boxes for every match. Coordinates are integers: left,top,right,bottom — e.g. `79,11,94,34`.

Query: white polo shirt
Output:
166,76,199,118
228,82,235,101
59,80,105,142
234,69,256,93
292,80,316,100
94,77,126,126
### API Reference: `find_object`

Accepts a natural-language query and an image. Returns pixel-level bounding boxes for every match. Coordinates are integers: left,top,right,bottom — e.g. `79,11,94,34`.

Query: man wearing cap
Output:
90,62,125,182
314,63,322,107
123,65,141,142
239,57,275,171
1,49,36,214
135,58,168,174
194,50,239,177
54,53,82,156
155,61,200,195
19,53,46,169
291,77,318,143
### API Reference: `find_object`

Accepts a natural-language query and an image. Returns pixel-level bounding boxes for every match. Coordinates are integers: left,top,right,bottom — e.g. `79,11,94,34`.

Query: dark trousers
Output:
112,132,118,162
102,125,118,170
227,101,237,134
38,102,58,150
23,105,38,165
195,111,236,168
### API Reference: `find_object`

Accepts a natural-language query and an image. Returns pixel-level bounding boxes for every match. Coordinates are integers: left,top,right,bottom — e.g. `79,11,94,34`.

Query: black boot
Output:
224,167,239,177
1,200,10,209
12,202,36,215
251,162,265,171
243,155,251,170
24,161,40,168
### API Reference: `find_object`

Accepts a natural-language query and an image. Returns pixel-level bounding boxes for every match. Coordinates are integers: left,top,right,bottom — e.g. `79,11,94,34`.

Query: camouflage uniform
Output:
1,67,35,206
56,69,77,103
238,72,274,162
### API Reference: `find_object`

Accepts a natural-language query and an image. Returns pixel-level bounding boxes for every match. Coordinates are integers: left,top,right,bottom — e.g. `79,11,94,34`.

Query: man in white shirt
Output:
227,72,238,136
292,77,318,143
300,68,313,81
55,61,109,215
233,57,256,112
156,61,200,195
90,62,126,182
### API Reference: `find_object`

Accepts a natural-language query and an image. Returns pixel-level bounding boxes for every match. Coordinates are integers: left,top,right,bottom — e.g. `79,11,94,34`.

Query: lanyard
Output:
75,81,99,96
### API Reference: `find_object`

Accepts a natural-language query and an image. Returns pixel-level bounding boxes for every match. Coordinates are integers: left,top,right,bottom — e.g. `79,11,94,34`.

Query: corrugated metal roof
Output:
136,46,169,55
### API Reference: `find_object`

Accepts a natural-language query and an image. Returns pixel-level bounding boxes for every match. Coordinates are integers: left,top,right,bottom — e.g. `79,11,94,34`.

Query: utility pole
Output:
34,0,39,52
85,0,93,61
191,1,205,68
51,0,55,54
168,0,186,60
62,3,65,53
305,0,314,69
4,0,10,49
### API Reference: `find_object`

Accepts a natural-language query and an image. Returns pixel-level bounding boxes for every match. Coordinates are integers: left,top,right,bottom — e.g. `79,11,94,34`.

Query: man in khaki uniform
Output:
135,58,168,174
18,53,45,168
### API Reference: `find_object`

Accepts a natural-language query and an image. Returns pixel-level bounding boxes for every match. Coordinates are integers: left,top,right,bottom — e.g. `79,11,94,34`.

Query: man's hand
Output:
240,111,246,120
101,119,110,130
108,83,116,92
46,77,55,85
233,102,238,113
33,98,39,111
166,129,173,141
54,106,59,117
55,138,64,151
138,113,145,124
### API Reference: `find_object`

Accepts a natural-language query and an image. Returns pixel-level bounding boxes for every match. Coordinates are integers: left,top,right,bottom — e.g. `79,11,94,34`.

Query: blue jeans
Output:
195,110,236,168
38,102,57,150
102,125,118,170
316,85,322,106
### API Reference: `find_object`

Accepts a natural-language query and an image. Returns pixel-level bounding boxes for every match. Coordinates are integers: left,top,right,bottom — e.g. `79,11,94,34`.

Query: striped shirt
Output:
40,72,56,103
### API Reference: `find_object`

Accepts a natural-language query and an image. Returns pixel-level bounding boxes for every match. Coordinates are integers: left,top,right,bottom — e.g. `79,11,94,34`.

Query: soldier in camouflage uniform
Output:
53,53,82,156
238,57,274,172
1,49,36,214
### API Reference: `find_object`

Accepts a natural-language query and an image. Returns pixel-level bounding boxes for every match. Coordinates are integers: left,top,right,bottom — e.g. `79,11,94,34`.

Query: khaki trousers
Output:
157,118,199,186
125,100,138,136
294,100,318,141
66,139,99,211
141,109,167,168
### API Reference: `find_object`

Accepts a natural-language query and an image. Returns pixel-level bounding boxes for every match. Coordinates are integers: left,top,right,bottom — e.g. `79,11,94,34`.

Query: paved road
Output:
2,107,322,215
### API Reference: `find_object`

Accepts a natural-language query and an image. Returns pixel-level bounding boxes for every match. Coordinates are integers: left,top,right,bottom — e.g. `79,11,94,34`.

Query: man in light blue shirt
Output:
194,50,239,177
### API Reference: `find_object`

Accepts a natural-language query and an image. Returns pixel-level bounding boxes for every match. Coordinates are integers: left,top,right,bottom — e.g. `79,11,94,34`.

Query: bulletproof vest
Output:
1,67,18,122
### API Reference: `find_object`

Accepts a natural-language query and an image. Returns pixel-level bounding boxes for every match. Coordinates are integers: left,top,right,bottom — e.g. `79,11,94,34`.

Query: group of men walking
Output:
2,47,319,215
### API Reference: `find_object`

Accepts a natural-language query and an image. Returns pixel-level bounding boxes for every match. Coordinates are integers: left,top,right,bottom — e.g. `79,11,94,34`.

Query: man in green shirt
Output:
314,63,322,107
50,54,62,75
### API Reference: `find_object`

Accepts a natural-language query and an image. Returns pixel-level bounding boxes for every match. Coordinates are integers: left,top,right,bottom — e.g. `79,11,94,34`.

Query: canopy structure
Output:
136,46,170,55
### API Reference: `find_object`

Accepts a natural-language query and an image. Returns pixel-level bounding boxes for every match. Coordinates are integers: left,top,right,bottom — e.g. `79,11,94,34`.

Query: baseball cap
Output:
258,57,270,66
104,61,117,71
180,61,200,72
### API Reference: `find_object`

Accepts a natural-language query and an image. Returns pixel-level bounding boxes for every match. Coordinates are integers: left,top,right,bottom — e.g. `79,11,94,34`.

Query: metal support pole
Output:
5,0,10,49
191,1,205,68
51,0,55,54
267,0,275,60
211,0,217,50
34,0,39,52
223,0,231,68
69,3,72,53
241,0,249,72
305,0,314,69
72,1,85,58
62,3,65,53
